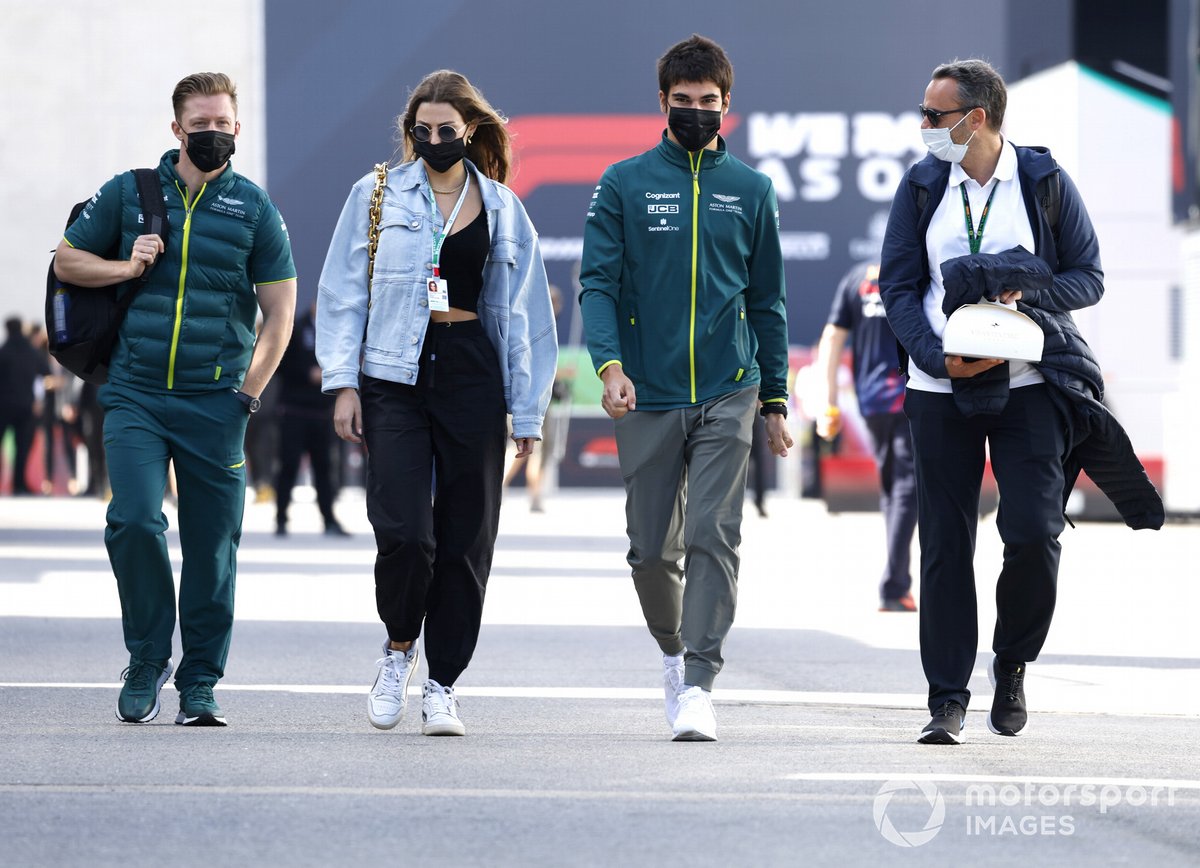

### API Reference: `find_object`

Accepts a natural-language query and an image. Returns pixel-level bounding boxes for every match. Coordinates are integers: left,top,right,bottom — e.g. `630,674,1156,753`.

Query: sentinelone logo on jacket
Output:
506,111,925,263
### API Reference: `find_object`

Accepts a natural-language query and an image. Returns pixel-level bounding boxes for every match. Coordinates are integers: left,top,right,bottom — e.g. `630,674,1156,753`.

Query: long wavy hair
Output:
395,70,511,184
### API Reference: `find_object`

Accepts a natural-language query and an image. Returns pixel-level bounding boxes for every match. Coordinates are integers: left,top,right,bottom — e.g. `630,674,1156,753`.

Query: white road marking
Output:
784,772,1200,790
0,681,919,705
0,544,622,571
0,682,1195,719
0,783,872,802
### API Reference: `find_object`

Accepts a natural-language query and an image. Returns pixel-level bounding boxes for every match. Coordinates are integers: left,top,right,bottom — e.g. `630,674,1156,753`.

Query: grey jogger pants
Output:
613,386,757,690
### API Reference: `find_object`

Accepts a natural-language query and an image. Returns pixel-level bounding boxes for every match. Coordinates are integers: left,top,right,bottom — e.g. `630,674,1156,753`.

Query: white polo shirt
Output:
907,139,1045,393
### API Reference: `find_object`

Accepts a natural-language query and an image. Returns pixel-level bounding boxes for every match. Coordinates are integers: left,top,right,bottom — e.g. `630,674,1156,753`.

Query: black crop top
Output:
438,209,488,313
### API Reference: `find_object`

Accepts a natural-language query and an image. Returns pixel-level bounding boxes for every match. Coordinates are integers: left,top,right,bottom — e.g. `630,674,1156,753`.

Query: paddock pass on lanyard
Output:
427,171,471,313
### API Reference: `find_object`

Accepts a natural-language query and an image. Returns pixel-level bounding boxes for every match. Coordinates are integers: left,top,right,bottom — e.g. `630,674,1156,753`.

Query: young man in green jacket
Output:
580,34,792,741
54,72,296,727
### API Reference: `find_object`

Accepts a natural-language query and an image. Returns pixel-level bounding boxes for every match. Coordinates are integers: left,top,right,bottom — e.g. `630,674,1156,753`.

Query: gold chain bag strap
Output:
366,162,389,309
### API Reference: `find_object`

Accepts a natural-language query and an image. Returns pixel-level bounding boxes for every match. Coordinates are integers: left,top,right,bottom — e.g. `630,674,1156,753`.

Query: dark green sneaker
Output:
116,659,173,723
175,684,227,727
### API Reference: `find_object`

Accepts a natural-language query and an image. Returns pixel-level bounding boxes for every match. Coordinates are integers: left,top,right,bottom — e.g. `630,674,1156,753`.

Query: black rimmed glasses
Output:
918,104,978,126
412,122,466,143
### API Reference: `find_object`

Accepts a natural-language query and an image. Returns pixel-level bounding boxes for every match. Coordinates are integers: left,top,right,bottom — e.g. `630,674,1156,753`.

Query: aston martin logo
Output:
713,194,741,203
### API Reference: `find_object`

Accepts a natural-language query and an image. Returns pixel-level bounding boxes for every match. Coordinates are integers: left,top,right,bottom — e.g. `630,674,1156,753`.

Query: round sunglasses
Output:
412,122,467,143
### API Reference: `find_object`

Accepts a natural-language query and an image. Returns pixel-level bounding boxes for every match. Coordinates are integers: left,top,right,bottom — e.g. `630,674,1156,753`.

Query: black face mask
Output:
185,130,236,173
667,106,723,152
414,137,467,174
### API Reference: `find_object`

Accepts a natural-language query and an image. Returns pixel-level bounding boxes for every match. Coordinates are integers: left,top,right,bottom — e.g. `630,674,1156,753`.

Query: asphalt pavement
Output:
1,487,1197,867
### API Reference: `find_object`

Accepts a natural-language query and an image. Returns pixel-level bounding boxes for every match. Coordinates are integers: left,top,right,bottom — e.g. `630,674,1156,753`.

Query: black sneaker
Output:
918,700,966,744
324,522,351,537
988,657,1027,736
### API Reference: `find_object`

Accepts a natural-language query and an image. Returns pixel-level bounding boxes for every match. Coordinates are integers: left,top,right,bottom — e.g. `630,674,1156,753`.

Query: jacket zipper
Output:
687,150,704,404
168,180,207,389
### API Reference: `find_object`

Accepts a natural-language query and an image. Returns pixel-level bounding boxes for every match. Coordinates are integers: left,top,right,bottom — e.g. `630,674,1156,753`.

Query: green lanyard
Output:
960,182,998,255
429,171,472,279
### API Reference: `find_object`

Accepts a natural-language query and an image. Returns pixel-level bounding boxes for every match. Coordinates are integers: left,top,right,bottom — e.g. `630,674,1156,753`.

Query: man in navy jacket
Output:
880,59,1103,745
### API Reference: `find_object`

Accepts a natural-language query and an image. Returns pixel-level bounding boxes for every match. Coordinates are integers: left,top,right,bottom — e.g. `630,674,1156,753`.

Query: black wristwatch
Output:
234,389,261,414
760,402,788,419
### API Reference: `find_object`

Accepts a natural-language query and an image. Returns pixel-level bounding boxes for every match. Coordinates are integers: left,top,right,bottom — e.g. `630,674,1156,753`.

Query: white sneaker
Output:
421,679,466,736
672,685,717,741
663,654,685,726
367,641,419,730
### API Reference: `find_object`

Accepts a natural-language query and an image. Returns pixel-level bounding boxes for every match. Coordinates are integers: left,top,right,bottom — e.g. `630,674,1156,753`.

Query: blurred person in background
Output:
275,302,347,536
502,284,568,513
30,325,79,495
0,317,49,496
814,262,915,612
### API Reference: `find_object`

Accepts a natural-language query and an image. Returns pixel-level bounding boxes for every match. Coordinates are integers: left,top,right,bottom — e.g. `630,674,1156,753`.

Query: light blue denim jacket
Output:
316,159,558,438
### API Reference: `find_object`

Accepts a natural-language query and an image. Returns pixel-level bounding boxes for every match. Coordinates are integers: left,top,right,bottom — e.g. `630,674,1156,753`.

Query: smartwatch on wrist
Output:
234,389,261,415
760,402,788,419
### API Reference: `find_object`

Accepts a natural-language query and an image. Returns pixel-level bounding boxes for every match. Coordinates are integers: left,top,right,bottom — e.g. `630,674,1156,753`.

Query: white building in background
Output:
1008,62,1197,514
0,1,265,326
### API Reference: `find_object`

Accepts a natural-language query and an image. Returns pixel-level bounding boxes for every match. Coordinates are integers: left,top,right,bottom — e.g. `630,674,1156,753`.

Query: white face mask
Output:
921,112,975,163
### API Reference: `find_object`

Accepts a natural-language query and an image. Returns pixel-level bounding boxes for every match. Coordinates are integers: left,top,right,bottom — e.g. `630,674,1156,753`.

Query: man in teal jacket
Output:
580,35,792,742
54,72,296,727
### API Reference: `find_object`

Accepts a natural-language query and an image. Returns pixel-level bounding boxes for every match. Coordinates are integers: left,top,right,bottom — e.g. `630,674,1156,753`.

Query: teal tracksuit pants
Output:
99,383,249,690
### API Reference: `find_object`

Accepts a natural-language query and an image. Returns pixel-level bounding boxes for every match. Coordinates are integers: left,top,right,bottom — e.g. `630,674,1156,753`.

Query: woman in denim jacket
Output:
316,69,558,737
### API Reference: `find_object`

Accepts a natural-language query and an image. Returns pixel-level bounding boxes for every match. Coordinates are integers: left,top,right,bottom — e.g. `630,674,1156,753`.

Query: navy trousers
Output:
904,384,1065,713
864,412,917,601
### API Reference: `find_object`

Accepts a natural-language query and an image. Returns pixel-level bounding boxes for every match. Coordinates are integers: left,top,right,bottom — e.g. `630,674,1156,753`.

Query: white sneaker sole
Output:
918,726,965,745
422,717,465,737
175,711,227,727
368,703,405,731
672,729,717,742
986,714,1026,737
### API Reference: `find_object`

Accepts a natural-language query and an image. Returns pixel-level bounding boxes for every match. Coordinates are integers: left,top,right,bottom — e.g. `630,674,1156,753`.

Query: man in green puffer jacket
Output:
580,34,792,743
54,72,296,728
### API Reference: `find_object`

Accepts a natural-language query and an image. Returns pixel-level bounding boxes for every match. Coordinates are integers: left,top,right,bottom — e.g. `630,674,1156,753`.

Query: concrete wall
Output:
0,0,265,325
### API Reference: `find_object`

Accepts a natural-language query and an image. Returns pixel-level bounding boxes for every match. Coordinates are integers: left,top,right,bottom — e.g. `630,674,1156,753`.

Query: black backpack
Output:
46,168,168,384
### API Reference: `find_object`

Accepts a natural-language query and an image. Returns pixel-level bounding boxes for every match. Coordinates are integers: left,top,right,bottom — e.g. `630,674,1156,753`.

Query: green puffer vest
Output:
107,151,292,392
